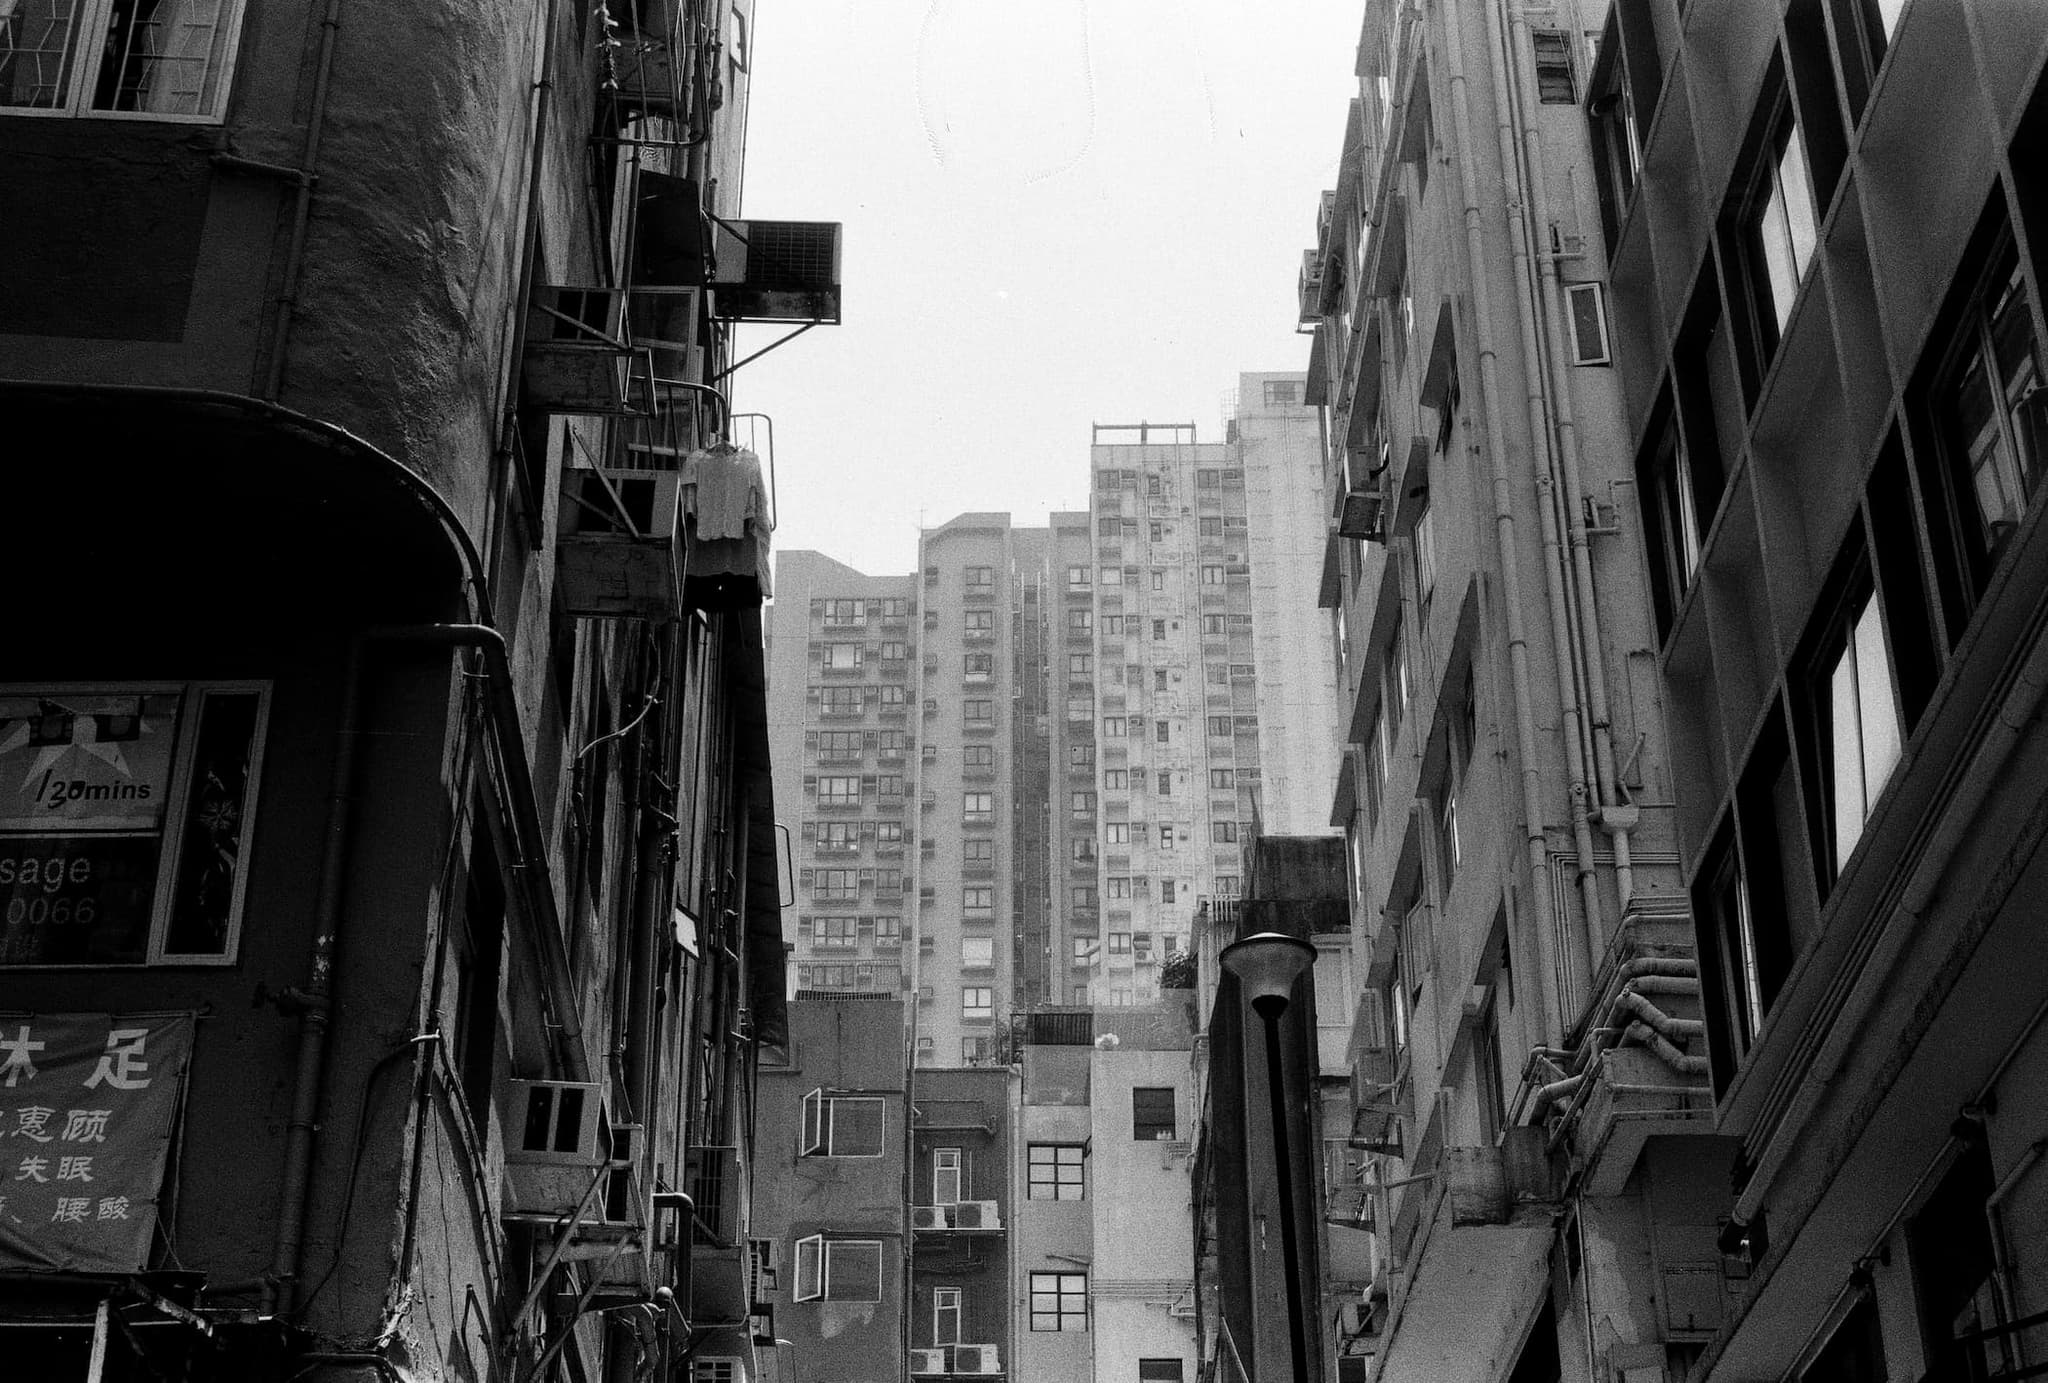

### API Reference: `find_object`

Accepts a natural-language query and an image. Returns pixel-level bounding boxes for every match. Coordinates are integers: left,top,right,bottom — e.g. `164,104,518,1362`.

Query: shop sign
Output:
0,1012,194,1273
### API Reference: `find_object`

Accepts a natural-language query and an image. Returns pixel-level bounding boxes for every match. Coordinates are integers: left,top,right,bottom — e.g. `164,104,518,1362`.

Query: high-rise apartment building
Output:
1292,4,2048,1383
768,375,1337,1049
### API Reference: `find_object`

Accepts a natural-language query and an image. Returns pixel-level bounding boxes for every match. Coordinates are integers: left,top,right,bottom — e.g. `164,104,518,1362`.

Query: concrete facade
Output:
1292,4,2048,1383
0,1,807,1379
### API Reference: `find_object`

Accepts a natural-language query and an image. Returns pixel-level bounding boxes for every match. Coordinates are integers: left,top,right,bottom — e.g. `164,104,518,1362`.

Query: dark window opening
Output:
1533,30,1577,103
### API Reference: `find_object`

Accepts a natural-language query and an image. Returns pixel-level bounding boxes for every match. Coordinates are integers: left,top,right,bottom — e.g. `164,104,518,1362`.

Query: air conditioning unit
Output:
951,1200,1001,1230
1337,485,1386,542
504,1081,618,1220
909,1349,949,1376
911,1204,952,1230
1299,249,1327,326
692,1358,745,1383
953,1344,1002,1375
708,219,843,323
1338,1297,1383,1339
558,468,686,619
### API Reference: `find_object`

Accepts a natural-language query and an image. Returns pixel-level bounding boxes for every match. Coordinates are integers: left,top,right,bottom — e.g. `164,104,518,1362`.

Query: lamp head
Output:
1220,931,1318,1019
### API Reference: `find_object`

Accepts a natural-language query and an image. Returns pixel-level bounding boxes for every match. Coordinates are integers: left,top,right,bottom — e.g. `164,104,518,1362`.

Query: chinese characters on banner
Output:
0,1012,193,1273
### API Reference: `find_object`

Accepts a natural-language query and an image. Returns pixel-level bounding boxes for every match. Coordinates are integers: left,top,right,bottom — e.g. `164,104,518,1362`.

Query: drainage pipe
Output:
1493,0,1639,911
1442,0,1564,1048
1466,0,1605,1007
259,0,346,400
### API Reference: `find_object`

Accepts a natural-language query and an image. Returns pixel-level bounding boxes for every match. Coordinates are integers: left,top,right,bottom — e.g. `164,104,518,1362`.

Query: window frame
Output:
0,679,272,967
792,1234,885,1302
799,1089,887,1157
1027,1142,1086,1201
1132,1086,1177,1140
1028,1271,1090,1331
0,0,251,123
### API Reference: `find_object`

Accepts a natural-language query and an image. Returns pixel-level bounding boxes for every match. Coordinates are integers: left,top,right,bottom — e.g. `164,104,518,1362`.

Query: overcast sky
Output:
731,0,1365,577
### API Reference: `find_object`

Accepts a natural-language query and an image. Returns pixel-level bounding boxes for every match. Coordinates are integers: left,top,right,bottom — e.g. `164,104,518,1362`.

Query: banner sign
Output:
0,1012,194,1273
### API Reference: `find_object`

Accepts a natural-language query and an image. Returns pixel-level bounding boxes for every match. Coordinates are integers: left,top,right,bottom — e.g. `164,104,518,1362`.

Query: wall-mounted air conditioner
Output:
1337,485,1386,542
708,220,843,323
952,1344,1002,1375
909,1349,949,1375
951,1200,1001,1230
504,1081,628,1222
911,1204,952,1230
557,468,685,619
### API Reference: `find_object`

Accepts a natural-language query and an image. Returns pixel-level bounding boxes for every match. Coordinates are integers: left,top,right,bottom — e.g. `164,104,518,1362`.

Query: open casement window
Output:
1800,565,1903,887
1,682,269,966
798,1089,885,1157
1724,84,1820,396
1930,242,2045,595
791,1234,884,1302
0,0,248,120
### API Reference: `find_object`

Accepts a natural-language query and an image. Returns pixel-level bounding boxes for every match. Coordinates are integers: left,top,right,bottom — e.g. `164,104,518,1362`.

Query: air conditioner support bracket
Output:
711,322,819,381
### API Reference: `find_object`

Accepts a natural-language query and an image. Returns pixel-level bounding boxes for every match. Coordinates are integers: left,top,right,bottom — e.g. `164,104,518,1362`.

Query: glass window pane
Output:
163,688,261,955
90,0,236,116
0,0,89,109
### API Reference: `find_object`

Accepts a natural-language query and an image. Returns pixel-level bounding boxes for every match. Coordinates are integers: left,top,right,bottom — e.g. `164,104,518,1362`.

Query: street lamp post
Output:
1220,931,1318,1383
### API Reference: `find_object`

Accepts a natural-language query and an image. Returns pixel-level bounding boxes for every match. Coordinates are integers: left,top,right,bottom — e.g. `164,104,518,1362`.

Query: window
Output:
963,609,994,634
1151,569,1166,592
876,915,902,945
1927,241,2043,591
0,0,249,119
1200,518,1223,539
820,598,863,624
816,776,861,807
963,653,993,679
1698,826,1772,1079
1828,0,1906,122
1099,516,1121,538
1437,786,1462,891
1639,402,1711,633
800,1089,885,1156
1209,768,1235,790
934,1286,962,1346
1208,714,1233,736
819,686,862,715
1103,769,1128,791
963,792,993,822
1068,565,1092,587
1215,873,1240,897
1071,791,1096,817
1028,1144,1085,1200
1386,616,1411,740
1132,1087,1177,1140
1532,29,1576,102
1201,565,1225,585
1588,14,1645,247
964,566,994,591
1101,715,1126,738
814,916,859,949
1102,615,1125,636
1069,744,1095,769
1105,823,1131,844
1802,571,1902,883
1106,877,1132,899
963,744,995,770
1071,837,1097,863
1262,379,1301,407
1412,497,1438,602
822,643,862,670
1071,884,1098,909
963,885,994,915
0,682,269,964
817,730,863,761
1140,1362,1186,1383
1068,609,1094,634
876,775,905,797
1069,653,1094,678
1108,932,1132,954
961,936,994,968
1156,771,1172,795
1157,825,1174,850
793,1235,883,1300
1801,1289,1886,1383
1072,937,1099,966
1100,565,1123,586
1732,97,1819,367
879,640,908,661
1906,1143,2002,1383
1029,1272,1089,1331
1150,522,1165,543
879,685,907,708
1212,821,1237,844
1152,620,1167,641
962,986,993,1020
964,837,994,864
1154,719,1170,743
876,820,905,843
813,867,859,899
964,698,994,724
881,597,910,619
1198,468,1220,488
